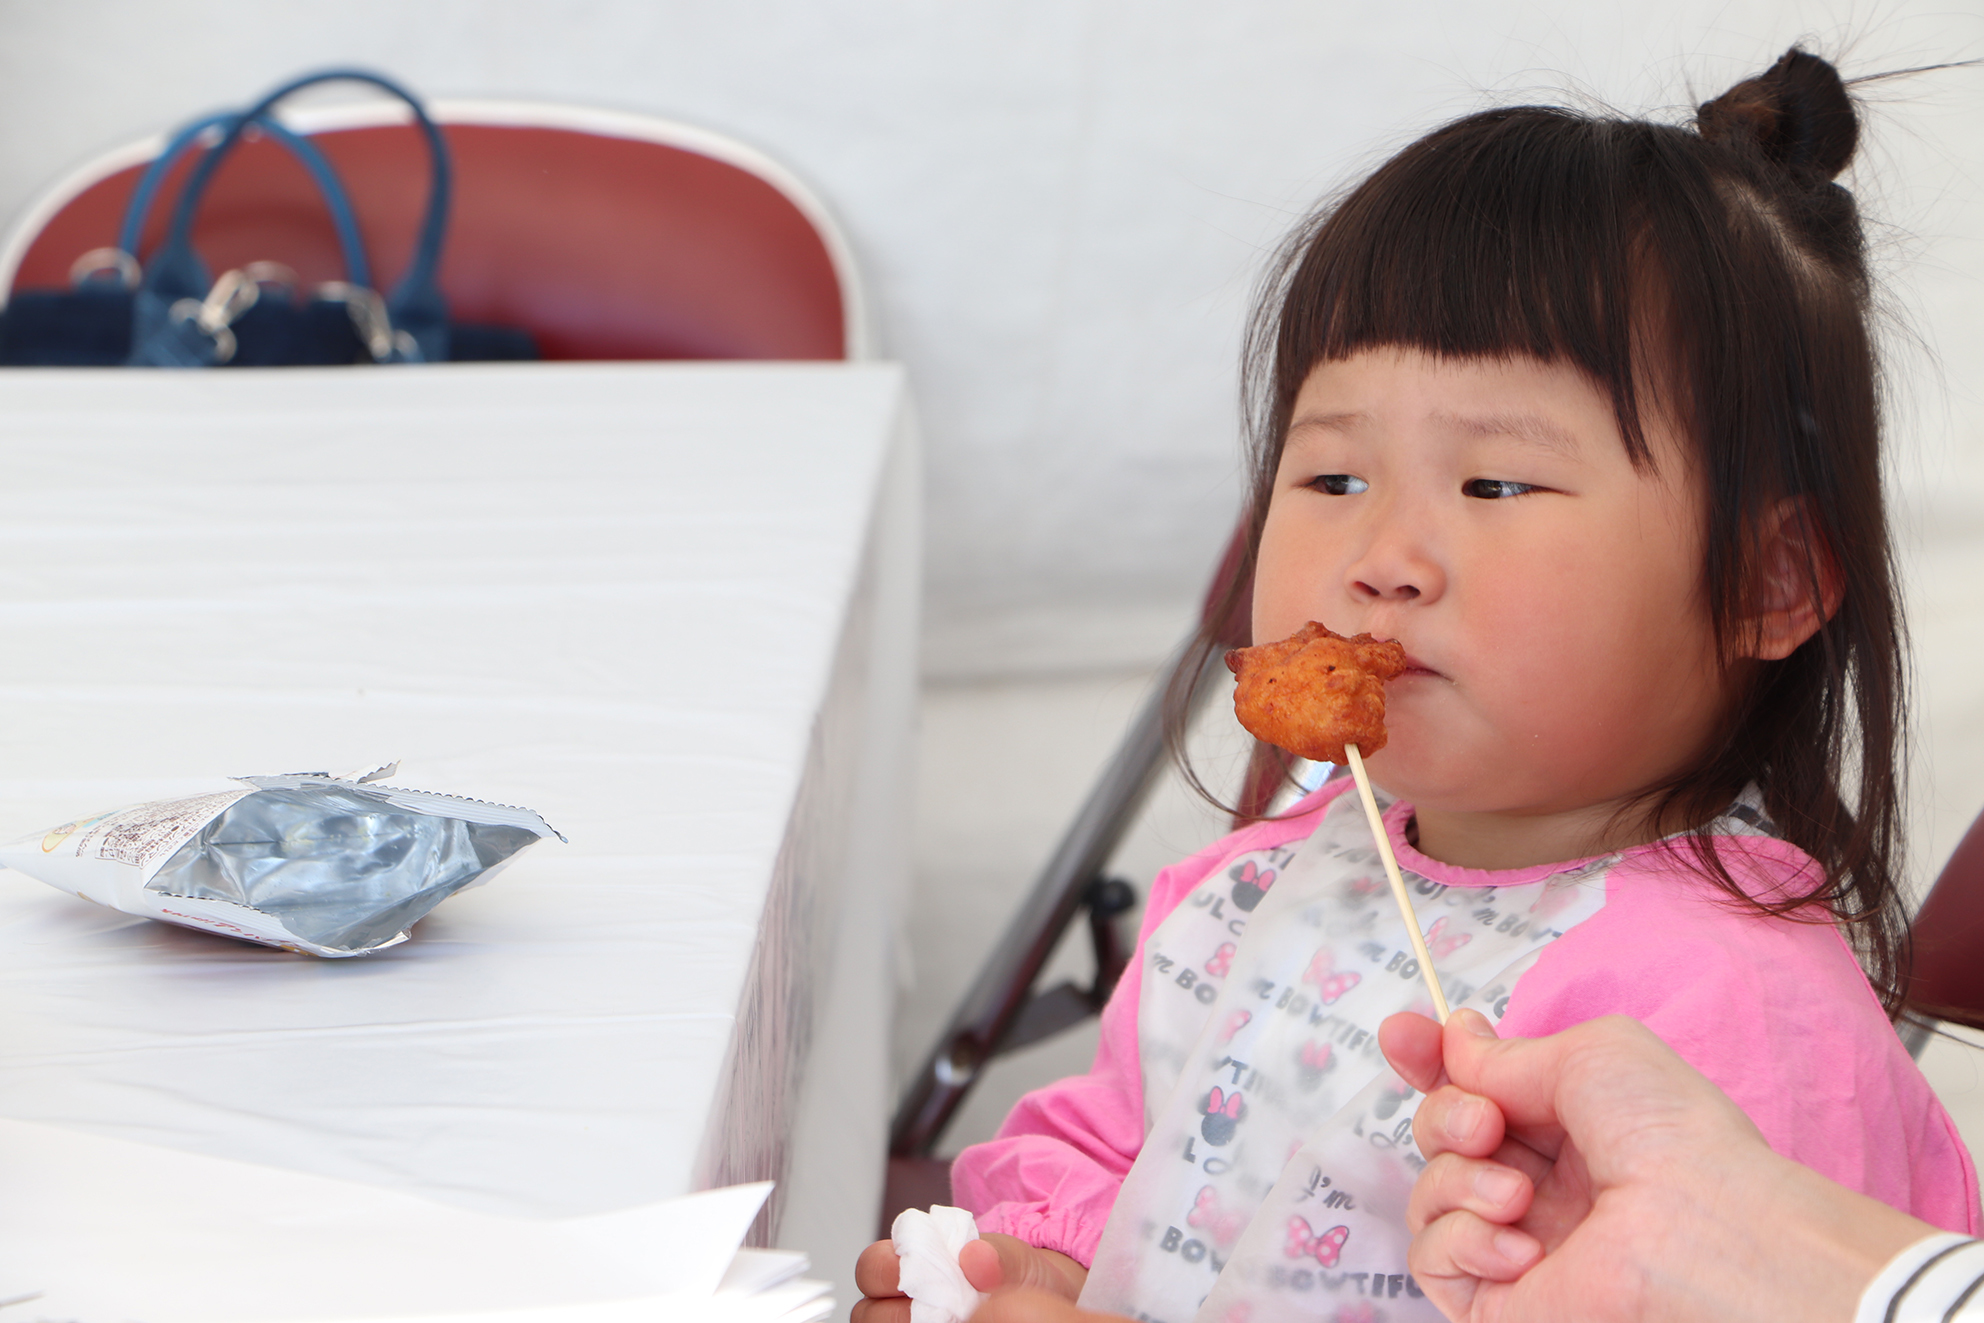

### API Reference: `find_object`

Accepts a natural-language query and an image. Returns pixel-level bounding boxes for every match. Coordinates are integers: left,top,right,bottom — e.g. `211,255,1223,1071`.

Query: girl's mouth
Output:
1399,654,1445,680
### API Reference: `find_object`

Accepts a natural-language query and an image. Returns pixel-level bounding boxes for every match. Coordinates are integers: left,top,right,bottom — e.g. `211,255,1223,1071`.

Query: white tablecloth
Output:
0,362,918,1296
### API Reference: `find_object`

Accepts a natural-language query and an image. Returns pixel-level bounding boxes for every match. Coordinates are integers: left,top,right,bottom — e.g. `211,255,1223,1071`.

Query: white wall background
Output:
2,0,1978,679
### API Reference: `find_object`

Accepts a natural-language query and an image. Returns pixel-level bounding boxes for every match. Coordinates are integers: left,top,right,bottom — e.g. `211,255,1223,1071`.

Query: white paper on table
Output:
229,1279,836,1323
214,1252,834,1323
719,1249,810,1297
0,1116,777,1322
211,1259,834,1323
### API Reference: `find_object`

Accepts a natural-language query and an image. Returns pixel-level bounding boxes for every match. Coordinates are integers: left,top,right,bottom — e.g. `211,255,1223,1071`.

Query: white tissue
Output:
891,1205,989,1323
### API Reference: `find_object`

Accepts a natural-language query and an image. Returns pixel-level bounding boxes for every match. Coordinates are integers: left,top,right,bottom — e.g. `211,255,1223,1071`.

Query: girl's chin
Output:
1368,713,1454,763
1359,745,1486,807
1356,750,1430,798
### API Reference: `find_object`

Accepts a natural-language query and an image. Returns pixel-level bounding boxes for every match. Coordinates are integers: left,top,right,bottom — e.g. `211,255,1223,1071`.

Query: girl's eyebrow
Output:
1285,410,1367,437
1286,408,1584,457
1431,409,1583,457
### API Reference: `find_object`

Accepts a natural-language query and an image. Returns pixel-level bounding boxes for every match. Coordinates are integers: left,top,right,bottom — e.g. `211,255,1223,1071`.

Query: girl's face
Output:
1253,349,1733,865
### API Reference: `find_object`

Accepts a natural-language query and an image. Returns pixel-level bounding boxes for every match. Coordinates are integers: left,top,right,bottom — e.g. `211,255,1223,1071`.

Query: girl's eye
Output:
1308,474,1368,496
1463,479,1537,499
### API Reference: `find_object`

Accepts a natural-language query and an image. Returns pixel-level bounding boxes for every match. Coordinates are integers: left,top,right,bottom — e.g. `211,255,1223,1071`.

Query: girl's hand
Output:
853,1233,1087,1323
959,1234,1088,1300
971,1289,1127,1323
852,1239,909,1323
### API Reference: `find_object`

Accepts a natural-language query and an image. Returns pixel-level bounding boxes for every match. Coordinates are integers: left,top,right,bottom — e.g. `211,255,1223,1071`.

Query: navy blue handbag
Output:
131,69,451,367
0,108,369,366
1,68,535,367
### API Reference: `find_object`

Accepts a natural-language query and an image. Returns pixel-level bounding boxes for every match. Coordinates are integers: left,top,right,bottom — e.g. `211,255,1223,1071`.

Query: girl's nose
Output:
1346,534,1444,604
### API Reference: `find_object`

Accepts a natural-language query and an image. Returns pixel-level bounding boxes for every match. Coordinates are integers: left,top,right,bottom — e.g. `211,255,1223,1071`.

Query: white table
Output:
0,362,917,1298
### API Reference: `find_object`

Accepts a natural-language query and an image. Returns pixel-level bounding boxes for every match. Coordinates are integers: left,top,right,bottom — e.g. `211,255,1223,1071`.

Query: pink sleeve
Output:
950,786,1346,1266
1501,840,1982,1235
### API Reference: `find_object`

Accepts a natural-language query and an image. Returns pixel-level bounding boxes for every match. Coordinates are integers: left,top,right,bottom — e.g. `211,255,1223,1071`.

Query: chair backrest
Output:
0,99,869,362
1910,809,1984,1031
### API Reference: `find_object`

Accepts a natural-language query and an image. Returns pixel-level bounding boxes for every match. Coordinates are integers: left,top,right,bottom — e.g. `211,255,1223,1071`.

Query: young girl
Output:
858,47,1980,1323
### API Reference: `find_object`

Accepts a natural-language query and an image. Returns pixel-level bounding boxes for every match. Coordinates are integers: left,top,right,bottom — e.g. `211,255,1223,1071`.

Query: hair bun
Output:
1698,47,1859,182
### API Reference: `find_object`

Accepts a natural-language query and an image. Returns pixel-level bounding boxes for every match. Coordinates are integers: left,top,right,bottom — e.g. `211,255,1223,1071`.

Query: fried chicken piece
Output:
1225,622,1407,763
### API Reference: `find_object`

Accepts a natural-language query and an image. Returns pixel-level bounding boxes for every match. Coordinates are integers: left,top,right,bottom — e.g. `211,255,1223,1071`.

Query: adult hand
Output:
1378,1009,1932,1323
853,1233,1088,1323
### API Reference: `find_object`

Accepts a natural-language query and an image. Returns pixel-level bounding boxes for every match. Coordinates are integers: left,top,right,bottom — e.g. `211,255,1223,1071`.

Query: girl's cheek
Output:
1250,526,1336,644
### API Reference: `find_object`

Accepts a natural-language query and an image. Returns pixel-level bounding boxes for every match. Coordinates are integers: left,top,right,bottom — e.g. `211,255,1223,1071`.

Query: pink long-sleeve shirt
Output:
952,780,1981,1268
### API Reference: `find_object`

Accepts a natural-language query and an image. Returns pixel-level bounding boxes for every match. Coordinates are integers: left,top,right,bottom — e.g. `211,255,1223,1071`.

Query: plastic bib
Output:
1079,786,1611,1323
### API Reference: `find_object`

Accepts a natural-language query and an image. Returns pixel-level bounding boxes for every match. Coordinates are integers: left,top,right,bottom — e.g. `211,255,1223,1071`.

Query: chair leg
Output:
1898,1010,1937,1060
889,648,1225,1158
1085,875,1137,1004
982,876,1141,1057
879,1155,956,1238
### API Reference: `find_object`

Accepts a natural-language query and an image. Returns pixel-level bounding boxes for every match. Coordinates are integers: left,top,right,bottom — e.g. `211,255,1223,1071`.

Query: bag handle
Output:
142,69,452,363
112,111,373,290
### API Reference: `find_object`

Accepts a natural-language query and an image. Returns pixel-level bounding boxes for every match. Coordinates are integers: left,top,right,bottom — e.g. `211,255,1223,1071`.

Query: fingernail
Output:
1474,1166,1523,1206
1444,1096,1487,1143
1456,1009,1497,1038
1493,1229,1540,1266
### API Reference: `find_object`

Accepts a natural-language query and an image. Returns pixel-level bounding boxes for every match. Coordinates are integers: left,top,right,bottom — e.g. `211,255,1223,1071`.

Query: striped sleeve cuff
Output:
1856,1234,1984,1323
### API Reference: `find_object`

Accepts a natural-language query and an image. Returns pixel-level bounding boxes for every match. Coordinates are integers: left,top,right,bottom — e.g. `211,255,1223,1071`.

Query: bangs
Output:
1266,108,1721,468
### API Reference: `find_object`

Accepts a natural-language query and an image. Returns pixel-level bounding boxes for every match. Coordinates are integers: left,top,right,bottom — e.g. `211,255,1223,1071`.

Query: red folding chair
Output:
1903,810,1984,1056
0,97,869,362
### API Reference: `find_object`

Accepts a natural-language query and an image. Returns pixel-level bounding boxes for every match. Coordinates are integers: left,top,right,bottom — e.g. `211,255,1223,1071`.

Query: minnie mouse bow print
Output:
1205,941,1236,978
1286,1215,1350,1267
1302,948,1361,1003
1228,860,1275,911
1188,1184,1248,1248
1296,1040,1334,1090
1424,915,1471,958
1201,1086,1246,1144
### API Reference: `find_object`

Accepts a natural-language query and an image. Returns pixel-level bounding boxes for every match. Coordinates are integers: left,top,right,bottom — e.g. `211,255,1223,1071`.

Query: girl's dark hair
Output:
1170,48,1913,1011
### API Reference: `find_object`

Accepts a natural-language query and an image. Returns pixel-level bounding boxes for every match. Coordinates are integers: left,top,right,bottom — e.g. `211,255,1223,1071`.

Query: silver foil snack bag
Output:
0,764,561,957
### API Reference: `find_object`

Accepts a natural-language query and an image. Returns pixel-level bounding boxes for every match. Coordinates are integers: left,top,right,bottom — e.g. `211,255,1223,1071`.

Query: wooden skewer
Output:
1343,743,1450,1023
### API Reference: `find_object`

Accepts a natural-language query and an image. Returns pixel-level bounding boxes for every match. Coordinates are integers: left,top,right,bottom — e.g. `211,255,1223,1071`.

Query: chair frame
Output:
1901,806,1984,1058
889,528,1269,1160
0,97,875,361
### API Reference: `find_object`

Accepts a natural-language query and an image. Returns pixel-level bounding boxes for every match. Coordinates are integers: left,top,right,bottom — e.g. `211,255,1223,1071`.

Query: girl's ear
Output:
1740,497,1842,660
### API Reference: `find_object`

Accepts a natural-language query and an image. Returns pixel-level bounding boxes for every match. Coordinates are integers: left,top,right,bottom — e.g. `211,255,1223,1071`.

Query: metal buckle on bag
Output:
316,281,417,363
69,248,141,291
166,262,296,365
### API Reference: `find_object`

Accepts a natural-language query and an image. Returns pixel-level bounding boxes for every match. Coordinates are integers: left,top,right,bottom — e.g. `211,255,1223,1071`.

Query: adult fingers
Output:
1433,1010,1574,1159
1405,1152,1535,1235
1412,1082,1560,1198
1407,1208,1543,1308
1438,1013,1762,1172
855,1239,904,1297
1411,1083,1505,1161
1379,1011,1447,1092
